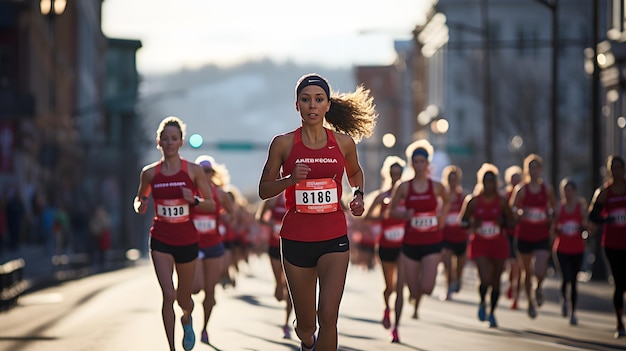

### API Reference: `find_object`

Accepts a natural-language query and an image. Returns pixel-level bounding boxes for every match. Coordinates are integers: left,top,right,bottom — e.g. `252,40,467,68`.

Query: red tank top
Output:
603,185,626,249
281,128,347,242
472,194,504,241
194,184,222,249
149,160,198,246
269,193,287,248
443,188,467,243
379,190,406,248
553,202,584,254
403,179,442,245
515,183,550,242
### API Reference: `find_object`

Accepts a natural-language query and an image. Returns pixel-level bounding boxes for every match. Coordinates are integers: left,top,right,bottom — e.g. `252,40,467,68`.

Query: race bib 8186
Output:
295,178,339,214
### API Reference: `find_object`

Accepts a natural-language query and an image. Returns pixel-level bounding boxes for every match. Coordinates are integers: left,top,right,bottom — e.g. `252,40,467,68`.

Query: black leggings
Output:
605,248,626,313
555,252,583,311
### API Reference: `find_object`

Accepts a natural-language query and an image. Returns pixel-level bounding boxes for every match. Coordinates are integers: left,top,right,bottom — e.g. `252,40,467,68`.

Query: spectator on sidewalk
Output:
90,205,112,270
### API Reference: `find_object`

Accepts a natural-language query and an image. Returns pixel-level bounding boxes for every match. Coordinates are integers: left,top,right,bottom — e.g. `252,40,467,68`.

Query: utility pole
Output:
535,0,559,191
481,0,492,163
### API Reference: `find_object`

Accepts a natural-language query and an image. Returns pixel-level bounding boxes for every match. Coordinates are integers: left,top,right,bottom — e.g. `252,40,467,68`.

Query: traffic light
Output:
189,133,203,148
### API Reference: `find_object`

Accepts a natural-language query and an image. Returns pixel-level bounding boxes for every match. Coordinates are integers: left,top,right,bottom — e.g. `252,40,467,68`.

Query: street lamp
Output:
40,0,67,16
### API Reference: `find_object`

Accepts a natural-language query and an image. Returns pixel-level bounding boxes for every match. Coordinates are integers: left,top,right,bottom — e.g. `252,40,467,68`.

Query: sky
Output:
102,0,434,74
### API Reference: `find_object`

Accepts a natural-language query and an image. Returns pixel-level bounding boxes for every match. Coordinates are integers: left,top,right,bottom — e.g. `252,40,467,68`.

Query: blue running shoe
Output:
488,314,497,328
182,316,195,351
478,303,487,321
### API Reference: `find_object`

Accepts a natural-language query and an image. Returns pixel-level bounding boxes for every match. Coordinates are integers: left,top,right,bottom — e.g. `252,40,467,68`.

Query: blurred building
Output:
0,0,142,255
355,39,427,191
414,0,594,193
597,0,626,169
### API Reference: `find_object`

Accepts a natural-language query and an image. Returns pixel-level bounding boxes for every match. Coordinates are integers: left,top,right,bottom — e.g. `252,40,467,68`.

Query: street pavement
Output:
1,246,625,351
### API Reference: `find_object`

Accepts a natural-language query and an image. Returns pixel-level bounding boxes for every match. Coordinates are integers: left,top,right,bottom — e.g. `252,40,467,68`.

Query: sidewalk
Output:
0,244,138,294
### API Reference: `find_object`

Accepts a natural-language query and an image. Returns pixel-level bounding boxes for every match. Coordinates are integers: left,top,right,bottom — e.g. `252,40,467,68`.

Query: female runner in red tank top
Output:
460,163,514,329
363,156,406,330
191,155,234,345
133,116,215,351
258,73,377,351
552,178,588,327
510,154,556,319
440,165,469,301
503,165,522,310
589,155,626,338
256,190,293,339
387,139,450,343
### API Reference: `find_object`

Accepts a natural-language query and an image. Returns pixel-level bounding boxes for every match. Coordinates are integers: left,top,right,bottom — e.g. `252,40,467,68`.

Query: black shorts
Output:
281,235,349,268
199,242,225,259
401,242,443,262
150,237,198,263
378,246,401,262
268,245,281,260
442,240,467,256
515,237,550,254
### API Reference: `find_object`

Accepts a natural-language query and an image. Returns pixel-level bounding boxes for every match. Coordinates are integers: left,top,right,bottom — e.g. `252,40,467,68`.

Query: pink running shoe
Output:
391,328,400,343
382,308,391,329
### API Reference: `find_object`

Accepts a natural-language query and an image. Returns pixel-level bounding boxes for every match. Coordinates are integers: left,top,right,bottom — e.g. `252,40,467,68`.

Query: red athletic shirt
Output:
603,185,626,249
281,127,347,242
194,183,222,249
268,193,286,248
553,202,584,254
378,191,406,249
515,183,550,242
443,188,467,243
468,194,509,260
149,160,198,246
403,179,442,245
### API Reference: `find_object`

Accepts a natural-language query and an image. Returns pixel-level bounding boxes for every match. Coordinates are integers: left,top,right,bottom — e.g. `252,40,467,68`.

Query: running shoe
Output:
510,299,518,310
201,330,209,344
455,279,462,293
527,304,537,319
569,315,577,326
300,334,316,351
535,288,544,307
449,282,458,294
382,308,391,329
391,328,400,343
282,325,291,339
478,303,487,321
181,316,195,351
561,299,568,317
506,286,512,300
615,328,626,339
488,314,497,328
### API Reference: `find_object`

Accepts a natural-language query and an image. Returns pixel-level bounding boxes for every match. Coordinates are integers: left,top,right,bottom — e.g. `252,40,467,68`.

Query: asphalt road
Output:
0,254,624,351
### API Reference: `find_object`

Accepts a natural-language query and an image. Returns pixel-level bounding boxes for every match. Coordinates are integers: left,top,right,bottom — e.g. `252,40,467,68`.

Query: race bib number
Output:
410,212,438,232
477,221,500,238
295,178,339,214
156,198,190,223
383,223,405,242
194,214,217,234
446,211,461,226
523,207,548,224
609,208,626,226
559,220,580,236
